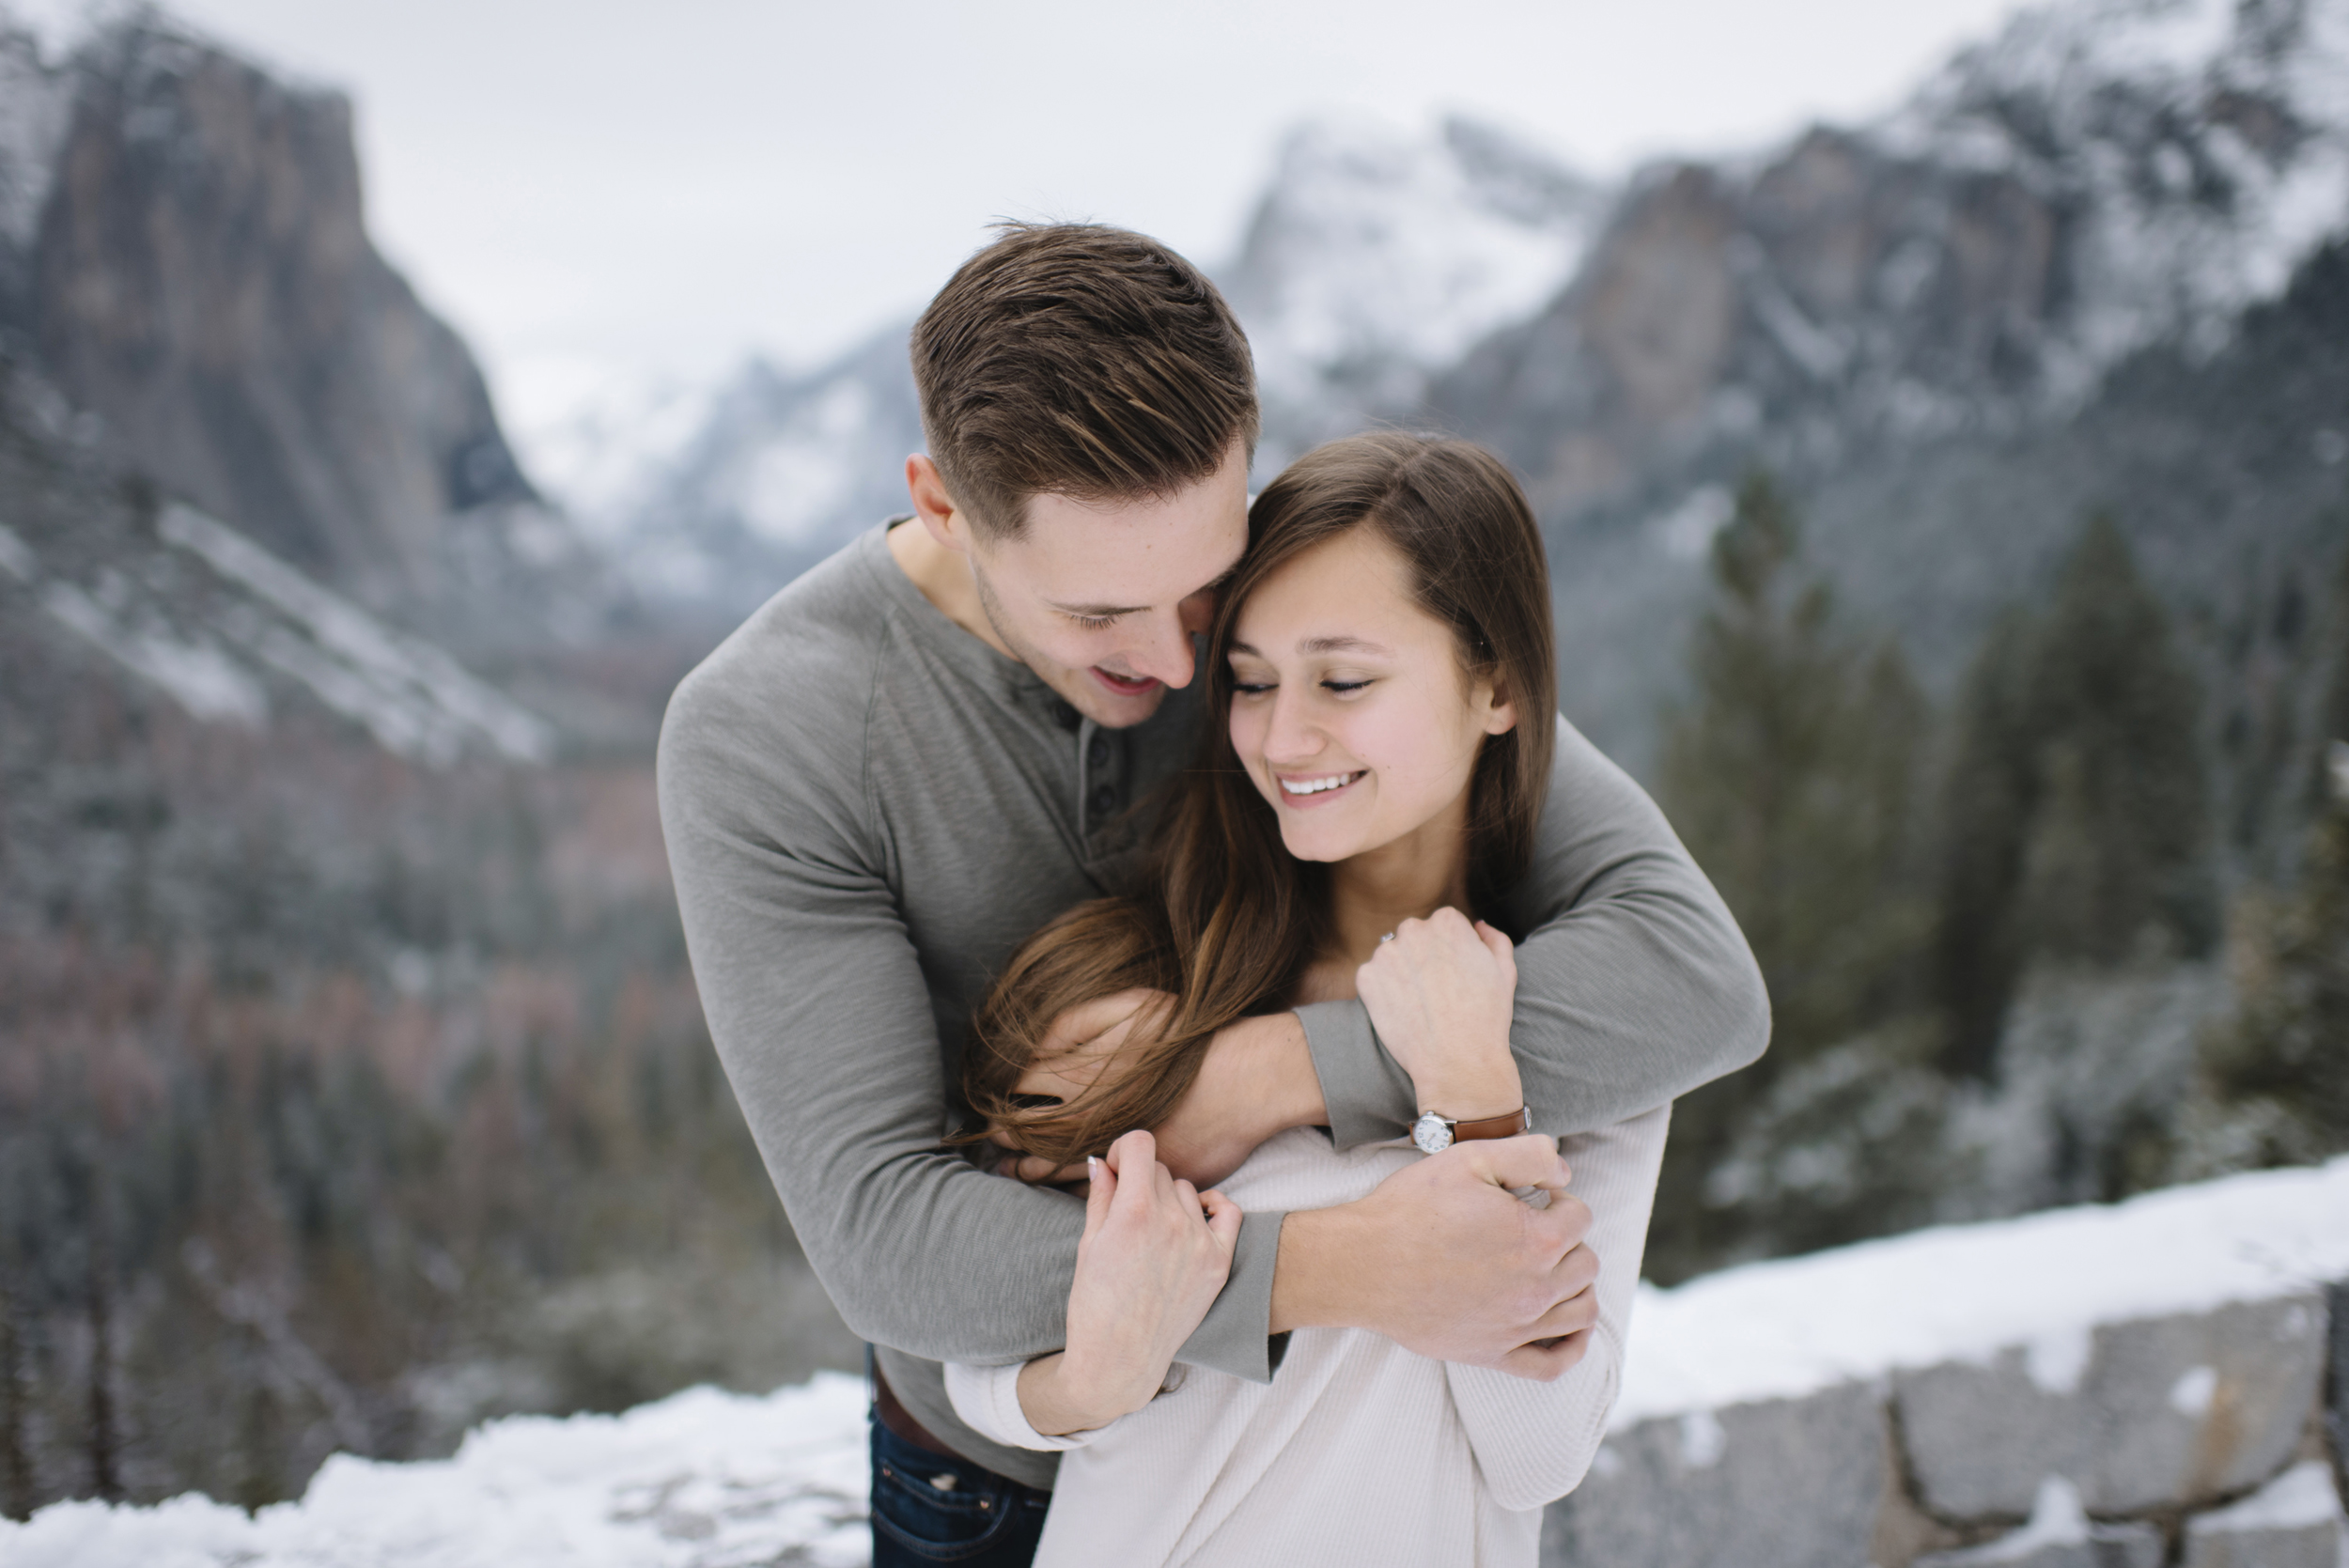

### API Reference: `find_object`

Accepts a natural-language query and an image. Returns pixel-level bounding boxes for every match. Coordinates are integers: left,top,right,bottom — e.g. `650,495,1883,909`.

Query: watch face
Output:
1411,1112,1454,1155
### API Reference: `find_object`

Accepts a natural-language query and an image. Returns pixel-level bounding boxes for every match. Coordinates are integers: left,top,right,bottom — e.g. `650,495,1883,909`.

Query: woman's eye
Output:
1230,678,1273,694
1322,679,1372,693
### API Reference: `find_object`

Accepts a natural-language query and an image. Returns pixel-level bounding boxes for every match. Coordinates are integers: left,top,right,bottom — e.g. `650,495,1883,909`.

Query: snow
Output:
0,1374,873,1568
1615,1154,2349,1424
10,1159,2349,1564
1880,0,2349,402
157,504,554,764
0,16,70,250
1221,113,1606,442
2187,1461,2348,1535
6,502,552,765
39,578,270,726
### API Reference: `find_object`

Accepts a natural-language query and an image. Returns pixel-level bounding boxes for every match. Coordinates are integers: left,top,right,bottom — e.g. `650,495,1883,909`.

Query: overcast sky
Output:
19,0,2030,433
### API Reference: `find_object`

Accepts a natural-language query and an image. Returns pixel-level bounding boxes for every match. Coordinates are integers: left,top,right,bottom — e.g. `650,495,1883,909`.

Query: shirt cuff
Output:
1296,998,1417,1149
1173,1208,1284,1384
941,1360,1093,1452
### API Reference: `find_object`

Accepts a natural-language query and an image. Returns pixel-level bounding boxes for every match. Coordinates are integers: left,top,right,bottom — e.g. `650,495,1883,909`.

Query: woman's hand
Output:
1354,908,1524,1123
1015,1128,1242,1436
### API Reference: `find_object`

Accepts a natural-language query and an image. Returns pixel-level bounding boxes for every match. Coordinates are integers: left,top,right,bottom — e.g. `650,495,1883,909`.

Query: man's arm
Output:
1302,717,1769,1146
657,659,1283,1380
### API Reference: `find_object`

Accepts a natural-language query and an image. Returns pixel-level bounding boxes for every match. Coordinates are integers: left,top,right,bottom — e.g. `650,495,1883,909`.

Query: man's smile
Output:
1092,667,1161,697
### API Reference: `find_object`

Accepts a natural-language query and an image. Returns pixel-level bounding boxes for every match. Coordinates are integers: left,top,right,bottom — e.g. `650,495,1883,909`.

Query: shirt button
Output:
1087,735,1112,770
1050,700,1081,732
1089,782,1120,817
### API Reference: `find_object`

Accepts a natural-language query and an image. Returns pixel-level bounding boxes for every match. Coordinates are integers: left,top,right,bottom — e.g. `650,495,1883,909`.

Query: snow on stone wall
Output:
7,1160,2346,1567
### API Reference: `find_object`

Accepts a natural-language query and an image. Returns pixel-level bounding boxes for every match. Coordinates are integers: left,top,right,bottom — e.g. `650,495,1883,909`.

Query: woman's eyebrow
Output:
1227,635,1392,657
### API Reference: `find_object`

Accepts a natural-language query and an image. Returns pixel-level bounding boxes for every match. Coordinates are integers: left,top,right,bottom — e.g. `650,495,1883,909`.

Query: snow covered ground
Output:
7,1157,2346,1567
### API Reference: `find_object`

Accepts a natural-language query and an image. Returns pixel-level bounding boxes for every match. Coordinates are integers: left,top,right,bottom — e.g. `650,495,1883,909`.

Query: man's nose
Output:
1127,608,1197,689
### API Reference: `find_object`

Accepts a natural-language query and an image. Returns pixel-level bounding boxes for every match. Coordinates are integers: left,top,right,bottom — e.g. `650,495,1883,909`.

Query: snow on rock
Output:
1221,114,1607,460
1882,0,2349,400
2186,1460,2349,1536
3,502,554,765
1616,1154,2349,1425
0,12,71,251
0,1374,873,1568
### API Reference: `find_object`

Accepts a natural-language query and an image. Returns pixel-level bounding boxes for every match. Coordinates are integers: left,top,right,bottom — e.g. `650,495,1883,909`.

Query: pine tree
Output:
1659,471,1933,1064
1936,514,2214,1079
2204,781,2349,1158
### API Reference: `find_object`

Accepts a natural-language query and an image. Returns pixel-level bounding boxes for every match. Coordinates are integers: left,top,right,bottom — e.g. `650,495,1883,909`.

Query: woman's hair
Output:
963,431,1558,1169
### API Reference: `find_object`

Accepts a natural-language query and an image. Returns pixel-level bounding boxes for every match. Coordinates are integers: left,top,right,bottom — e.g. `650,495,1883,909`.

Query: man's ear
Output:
906,455,972,556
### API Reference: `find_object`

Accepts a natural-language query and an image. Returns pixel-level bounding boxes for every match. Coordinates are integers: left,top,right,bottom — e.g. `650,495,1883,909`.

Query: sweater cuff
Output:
1296,999,1418,1149
941,1360,1093,1452
1173,1208,1283,1384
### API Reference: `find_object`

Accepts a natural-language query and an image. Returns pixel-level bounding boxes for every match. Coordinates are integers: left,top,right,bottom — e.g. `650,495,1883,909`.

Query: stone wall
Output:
1543,1281,2349,1567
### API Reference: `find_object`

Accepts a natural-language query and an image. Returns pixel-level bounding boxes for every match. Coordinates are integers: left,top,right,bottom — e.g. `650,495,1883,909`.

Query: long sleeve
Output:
943,1361,1096,1452
1302,718,1767,1147
1444,1106,1671,1512
655,614,1280,1388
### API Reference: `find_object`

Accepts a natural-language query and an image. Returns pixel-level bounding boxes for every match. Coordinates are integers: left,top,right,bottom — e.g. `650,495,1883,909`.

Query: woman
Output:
941,432,1669,1567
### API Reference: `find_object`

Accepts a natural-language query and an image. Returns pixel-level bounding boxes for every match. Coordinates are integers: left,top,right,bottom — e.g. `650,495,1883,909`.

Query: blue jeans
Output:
868,1415,1051,1566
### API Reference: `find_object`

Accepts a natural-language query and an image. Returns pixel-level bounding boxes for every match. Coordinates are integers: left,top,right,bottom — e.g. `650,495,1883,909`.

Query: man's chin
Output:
1060,668,1169,728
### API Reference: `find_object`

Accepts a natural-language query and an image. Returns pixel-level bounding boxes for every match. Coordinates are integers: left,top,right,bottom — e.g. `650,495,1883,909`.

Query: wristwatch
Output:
1410,1108,1531,1154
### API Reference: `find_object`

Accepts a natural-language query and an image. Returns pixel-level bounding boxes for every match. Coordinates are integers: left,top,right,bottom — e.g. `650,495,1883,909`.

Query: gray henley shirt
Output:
657,520,1768,1490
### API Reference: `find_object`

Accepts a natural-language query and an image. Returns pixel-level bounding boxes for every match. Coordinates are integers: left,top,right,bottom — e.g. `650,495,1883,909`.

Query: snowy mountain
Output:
1219,115,1608,471
0,361,551,766
519,112,1605,613
1447,0,2349,516
552,327,926,621
0,7,600,658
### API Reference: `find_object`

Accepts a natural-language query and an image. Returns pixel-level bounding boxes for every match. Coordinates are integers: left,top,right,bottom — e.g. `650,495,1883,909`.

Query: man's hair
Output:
910,223,1259,539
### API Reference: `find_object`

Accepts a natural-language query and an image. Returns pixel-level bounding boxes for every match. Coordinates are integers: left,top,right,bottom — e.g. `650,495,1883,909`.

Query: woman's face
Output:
1225,523,1516,865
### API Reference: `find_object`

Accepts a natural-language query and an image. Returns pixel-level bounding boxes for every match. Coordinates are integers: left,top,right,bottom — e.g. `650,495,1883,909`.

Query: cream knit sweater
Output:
945,1107,1669,1568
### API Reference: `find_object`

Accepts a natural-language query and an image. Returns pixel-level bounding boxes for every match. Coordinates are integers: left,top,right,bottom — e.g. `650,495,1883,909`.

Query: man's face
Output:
965,442,1252,729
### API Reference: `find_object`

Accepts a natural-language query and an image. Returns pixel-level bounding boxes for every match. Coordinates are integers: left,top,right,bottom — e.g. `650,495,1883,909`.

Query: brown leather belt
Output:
872,1363,957,1457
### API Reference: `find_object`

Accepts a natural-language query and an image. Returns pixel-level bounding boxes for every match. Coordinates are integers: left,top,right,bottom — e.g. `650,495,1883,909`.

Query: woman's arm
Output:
1444,1106,1669,1510
944,1128,1240,1452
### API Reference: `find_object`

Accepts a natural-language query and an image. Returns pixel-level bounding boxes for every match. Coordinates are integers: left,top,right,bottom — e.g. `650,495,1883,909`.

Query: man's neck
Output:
887,517,1017,661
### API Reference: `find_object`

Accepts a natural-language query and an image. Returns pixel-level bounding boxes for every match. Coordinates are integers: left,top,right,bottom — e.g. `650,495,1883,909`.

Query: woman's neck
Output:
1324,790,1474,970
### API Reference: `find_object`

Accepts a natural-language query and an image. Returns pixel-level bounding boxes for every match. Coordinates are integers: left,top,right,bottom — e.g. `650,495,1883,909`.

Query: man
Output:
658,224,1767,1566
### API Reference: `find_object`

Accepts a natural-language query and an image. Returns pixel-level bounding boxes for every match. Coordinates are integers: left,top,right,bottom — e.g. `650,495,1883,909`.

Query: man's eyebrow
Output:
1047,564,1240,620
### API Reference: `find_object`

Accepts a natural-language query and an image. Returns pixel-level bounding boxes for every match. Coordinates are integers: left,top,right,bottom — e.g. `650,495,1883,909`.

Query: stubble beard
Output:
967,556,1165,729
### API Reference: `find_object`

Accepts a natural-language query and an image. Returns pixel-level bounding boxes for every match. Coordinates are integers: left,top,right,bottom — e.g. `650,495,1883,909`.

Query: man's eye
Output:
1070,613,1120,630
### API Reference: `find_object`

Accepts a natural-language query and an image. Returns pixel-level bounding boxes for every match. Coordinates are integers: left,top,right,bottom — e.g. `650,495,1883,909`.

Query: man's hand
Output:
1010,1000,1324,1186
1273,1133,1599,1380
1356,908,1523,1122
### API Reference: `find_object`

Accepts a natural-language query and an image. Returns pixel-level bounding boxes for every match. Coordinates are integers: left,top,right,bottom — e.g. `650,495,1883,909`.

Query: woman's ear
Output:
1478,672,1518,737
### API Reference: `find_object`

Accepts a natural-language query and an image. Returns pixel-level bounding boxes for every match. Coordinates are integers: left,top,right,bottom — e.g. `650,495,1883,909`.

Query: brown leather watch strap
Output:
1450,1108,1532,1141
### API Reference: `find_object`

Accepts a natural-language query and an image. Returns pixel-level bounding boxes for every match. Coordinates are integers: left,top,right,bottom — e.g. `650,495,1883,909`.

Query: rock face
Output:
2,12,574,650
1543,1289,2349,1568
1896,1295,2327,1517
1441,0,2349,519
1538,1382,1889,1568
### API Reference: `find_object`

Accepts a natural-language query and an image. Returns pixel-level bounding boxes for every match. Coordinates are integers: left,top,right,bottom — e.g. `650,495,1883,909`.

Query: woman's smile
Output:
1276,768,1367,805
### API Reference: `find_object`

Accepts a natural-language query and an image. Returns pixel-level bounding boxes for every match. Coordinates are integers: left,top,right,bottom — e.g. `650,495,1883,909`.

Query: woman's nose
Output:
1264,682,1319,760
